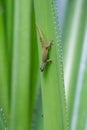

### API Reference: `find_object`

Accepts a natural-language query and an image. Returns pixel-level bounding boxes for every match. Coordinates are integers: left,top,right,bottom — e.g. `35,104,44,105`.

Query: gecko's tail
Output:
36,23,43,37
36,23,46,46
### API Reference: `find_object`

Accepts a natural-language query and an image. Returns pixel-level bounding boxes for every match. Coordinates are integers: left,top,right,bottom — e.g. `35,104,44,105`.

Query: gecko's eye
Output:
40,67,44,72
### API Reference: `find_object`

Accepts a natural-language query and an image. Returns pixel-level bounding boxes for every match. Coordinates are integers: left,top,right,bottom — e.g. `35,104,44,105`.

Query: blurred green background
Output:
0,0,87,130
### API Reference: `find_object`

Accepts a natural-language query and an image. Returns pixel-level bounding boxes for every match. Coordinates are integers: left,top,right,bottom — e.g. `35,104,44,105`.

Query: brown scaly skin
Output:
36,24,54,72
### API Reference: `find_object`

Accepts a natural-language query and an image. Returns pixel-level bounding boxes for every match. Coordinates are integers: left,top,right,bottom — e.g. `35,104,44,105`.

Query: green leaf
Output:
34,0,68,130
10,0,39,130
0,1,9,120
63,0,87,129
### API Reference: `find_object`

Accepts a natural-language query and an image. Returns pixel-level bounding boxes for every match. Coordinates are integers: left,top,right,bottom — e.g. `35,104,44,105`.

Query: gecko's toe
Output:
51,40,54,45
47,59,52,63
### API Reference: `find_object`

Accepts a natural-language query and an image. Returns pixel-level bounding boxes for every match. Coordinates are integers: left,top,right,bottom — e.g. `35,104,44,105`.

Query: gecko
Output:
36,24,54,72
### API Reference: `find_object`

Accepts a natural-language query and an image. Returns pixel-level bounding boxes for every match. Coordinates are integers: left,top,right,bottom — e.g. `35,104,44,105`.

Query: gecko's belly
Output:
42,49,48,62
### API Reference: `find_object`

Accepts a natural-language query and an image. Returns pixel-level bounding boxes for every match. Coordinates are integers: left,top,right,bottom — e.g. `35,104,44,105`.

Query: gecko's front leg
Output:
46,40,54,49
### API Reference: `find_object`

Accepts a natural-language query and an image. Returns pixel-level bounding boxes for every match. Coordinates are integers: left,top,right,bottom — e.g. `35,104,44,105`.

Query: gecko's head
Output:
40,63,46,72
